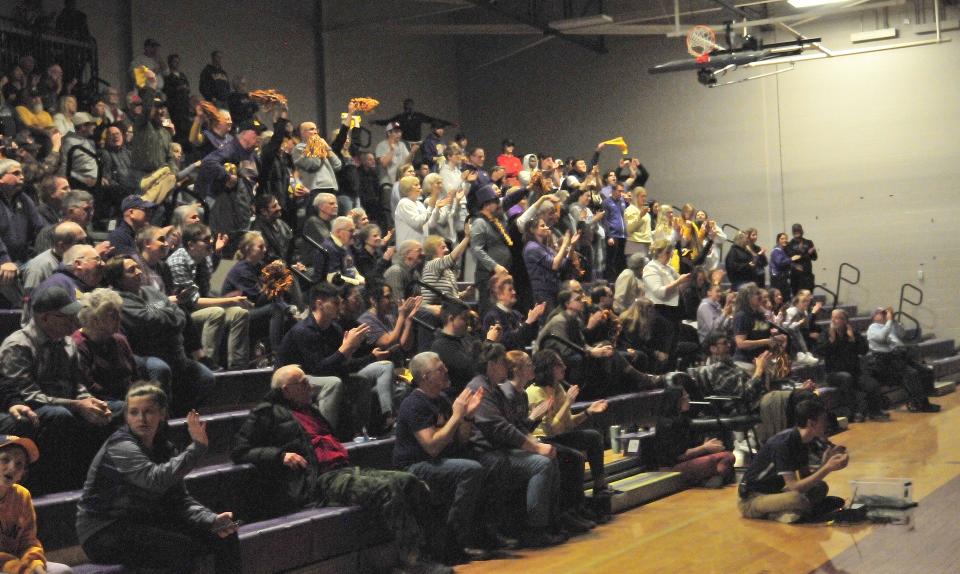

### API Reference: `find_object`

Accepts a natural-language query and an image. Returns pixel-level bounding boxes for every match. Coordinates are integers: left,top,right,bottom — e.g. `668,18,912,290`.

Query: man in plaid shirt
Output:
167,222,250,370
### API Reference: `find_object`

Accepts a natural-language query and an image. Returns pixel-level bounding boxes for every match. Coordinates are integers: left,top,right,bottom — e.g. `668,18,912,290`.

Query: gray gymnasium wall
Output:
321,1,462,144
454,11,960,342
129,0,319,125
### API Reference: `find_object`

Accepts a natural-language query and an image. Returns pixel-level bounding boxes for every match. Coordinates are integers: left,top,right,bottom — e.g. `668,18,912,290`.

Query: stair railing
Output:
895,283,924,341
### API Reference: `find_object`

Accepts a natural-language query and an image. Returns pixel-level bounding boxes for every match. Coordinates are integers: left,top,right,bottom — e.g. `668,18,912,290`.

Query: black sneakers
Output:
520,528,568,548
908,401,941,413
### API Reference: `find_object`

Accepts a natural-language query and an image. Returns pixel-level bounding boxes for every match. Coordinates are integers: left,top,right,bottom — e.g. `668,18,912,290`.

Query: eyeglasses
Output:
79,255,103,264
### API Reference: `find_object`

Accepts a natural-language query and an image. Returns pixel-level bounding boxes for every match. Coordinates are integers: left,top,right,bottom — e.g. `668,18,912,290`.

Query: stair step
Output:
931,355,960,379
933,380,956,396
587,471,685,514
917,338,956,361
585,452,643,485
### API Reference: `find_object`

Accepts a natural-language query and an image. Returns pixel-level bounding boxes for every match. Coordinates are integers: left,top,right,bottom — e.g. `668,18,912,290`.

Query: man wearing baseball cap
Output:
61,112,99,189
374,121,410,193
130,67,177,206
107,195,156,256
131,37,166,91
196,118,266,238
0,286,119,492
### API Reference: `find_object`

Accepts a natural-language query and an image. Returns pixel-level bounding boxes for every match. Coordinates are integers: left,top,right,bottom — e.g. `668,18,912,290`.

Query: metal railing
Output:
720,223,741,238
0,15,100,105
716,223,741,264
833,262,860,310
813,283,839,310
895,283,924,341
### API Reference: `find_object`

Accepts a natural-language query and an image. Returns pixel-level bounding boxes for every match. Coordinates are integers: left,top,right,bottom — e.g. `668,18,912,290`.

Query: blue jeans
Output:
407,457,487,548
474,449,558,529
134,355,172,392
357,360,395,416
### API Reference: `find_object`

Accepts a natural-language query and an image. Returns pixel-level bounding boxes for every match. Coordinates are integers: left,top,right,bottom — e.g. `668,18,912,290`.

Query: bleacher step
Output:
932,355,960,379
933,380,957,396
584,453,643,486
918,338,956,361
588,471,684,514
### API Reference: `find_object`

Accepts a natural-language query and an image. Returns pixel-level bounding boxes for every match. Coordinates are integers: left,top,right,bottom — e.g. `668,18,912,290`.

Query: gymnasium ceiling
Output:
325,0,925,53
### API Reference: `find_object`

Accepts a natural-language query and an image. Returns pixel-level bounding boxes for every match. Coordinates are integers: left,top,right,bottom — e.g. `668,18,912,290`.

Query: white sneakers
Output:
794,352,820,366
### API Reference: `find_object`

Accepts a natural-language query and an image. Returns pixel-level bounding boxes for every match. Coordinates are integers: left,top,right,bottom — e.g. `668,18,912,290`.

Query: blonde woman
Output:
223,231,290,352
394,175,450,249
642,238,691,367
424,172,462,243
53,94,77,134
624,186,652,256
525,349,612,524
652,204,682,270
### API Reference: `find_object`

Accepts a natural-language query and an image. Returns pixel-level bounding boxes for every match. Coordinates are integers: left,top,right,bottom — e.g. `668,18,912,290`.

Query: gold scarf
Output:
484,213,513,247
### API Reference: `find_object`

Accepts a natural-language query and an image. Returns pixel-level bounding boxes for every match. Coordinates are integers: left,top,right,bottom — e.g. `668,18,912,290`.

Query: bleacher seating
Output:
36,387,681,571
29,291,960,571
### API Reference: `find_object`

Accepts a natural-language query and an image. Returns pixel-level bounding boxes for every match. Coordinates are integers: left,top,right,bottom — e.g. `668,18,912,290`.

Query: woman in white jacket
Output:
424,172,462,244
393,175,449,249
642,238,692,367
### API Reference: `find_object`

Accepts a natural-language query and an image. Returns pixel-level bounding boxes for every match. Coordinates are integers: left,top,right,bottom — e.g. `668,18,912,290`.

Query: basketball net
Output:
686,25,719,60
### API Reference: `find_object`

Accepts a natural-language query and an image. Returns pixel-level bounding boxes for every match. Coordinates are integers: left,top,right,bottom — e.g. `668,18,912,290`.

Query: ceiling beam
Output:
379,23,541,35
463,0,607,53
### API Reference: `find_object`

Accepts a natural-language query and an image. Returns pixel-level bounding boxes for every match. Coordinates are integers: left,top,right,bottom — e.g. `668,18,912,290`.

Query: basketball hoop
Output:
686,25,719,59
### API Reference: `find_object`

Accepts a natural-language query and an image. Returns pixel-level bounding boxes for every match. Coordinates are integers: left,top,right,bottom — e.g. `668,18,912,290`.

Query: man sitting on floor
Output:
231,365,450,574
738,400,848,523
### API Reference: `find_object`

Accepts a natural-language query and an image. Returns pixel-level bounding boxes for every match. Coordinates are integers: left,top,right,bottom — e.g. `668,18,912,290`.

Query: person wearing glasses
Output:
107,195,156,256
25,244,104,324
31,188,99,254
0,159,44,308
232,365,447,574
167,222,250,370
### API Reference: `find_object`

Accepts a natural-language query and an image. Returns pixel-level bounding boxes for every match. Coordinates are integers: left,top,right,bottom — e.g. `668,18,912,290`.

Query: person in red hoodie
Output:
496,139,522,188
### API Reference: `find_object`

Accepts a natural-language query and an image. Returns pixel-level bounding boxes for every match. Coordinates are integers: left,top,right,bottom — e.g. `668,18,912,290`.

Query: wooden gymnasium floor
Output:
458,391,960,574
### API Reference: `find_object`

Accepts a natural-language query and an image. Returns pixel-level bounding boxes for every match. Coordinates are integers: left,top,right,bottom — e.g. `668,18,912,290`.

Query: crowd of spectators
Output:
0,21,945,573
